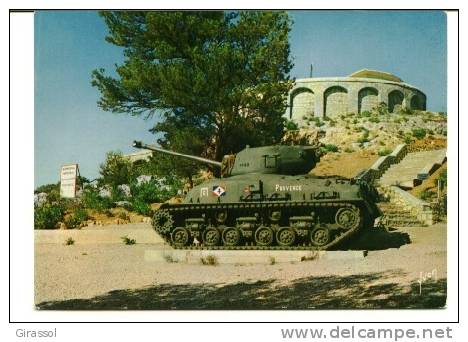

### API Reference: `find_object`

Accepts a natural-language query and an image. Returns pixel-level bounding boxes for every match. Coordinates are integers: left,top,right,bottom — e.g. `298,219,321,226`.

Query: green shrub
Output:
357,136,368,144
284,120,298,131
438,169,447,185
404,134,413,144
357,130,370,144
81,188,113,212
122,202,133,212
65,237,75,246
378,148,392,156
110,186,127,202
324,144,339,152
131,199,152,216
60,198,82,212
412,128,427,140
369,116,380,123
419,190,432,201
34,203,65,229
400,107,414,115
65,208,89,229
130,180,161,204
314,117,324,127
121,235,136,245
344,147,354,153
130,177,181,204
361,111,372,117
34,183,60,194
99,151,134,188
376,102,389,116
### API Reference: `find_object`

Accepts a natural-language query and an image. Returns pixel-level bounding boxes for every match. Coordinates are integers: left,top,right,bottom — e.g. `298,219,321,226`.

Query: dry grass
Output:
410,163,447,198
200,255,218,266
311,150,378,178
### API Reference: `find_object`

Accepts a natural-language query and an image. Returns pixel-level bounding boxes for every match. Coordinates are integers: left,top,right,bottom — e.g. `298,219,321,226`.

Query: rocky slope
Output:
282,110,447,178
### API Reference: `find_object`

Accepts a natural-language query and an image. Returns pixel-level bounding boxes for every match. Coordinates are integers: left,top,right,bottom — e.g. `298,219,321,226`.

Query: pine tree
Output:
92,11,293,180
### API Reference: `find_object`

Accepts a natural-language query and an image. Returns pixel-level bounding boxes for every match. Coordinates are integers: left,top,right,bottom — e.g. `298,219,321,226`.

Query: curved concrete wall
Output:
287,77,426,121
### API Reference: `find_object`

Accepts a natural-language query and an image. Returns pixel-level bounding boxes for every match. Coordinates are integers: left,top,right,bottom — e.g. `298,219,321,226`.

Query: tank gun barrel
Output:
132,141,222,168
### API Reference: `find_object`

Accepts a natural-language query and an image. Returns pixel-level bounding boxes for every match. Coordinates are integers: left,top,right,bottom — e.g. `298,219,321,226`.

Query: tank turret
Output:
132,141,320,177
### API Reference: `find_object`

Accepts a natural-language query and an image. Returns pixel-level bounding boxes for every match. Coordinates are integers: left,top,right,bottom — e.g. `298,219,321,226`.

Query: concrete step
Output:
378,203,410,211
382,218,423,225
377,201,425,227
382,215,417,221
378,208,414,216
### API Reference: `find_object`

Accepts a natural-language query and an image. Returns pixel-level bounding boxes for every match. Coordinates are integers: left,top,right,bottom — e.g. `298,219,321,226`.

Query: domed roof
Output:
349,69,403,83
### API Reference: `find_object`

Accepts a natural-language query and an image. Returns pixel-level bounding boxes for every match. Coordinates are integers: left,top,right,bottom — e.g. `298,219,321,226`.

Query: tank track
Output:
152,201,365,251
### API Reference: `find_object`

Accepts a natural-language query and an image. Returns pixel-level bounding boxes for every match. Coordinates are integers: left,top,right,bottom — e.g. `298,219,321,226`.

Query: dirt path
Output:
35,223,446,309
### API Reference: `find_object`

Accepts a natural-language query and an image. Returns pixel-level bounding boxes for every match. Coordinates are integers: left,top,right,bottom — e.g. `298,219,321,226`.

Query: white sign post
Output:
60,164,79,198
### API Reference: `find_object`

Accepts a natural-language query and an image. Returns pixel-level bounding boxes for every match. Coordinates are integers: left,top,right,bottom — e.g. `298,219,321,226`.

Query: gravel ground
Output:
35,223,447,309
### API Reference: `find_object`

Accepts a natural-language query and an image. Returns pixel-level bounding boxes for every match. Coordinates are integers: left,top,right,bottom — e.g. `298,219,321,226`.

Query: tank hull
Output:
152,174,381,250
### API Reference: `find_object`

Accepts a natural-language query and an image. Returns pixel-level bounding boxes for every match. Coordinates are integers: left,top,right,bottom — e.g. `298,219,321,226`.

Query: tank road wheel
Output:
203,227,221,246
152,210,173,235
335,207,361,230
222,227,241,246
276,227,296,246
310,227,330,247
171,227,190,247
255,226,274,246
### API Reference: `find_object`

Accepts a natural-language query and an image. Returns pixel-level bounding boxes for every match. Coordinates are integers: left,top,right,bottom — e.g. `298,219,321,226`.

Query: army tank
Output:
133,141,381,250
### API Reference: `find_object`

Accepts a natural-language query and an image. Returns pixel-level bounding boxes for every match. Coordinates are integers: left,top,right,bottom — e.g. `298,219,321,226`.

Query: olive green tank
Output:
133,141,381,250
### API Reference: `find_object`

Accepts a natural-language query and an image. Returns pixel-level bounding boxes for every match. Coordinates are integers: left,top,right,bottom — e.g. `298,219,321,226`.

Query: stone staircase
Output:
379,149,446,189
374,148,446,227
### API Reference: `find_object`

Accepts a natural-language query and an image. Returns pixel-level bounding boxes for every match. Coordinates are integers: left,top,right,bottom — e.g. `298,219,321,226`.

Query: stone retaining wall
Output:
417,163,440,181
380,186,434,225
355,144,407,184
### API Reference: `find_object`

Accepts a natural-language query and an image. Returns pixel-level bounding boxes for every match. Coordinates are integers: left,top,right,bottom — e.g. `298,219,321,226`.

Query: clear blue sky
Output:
34,10,447,187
